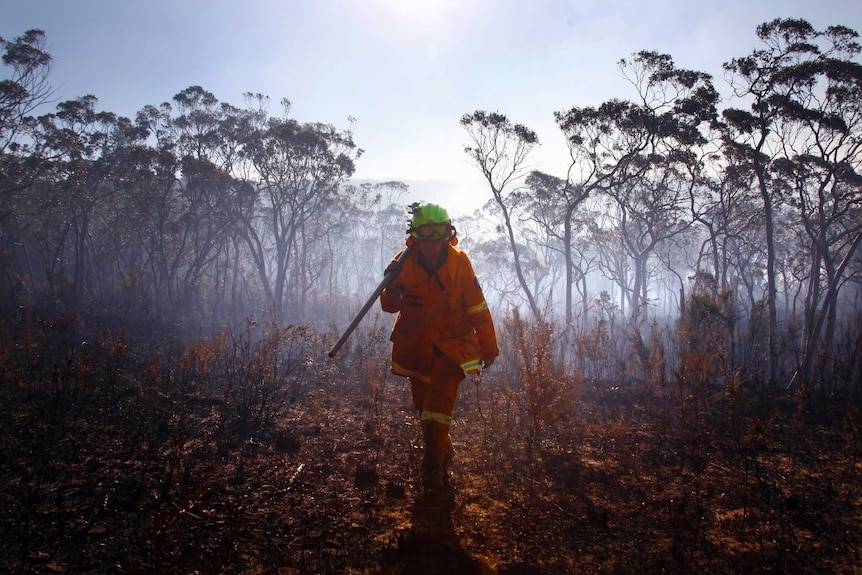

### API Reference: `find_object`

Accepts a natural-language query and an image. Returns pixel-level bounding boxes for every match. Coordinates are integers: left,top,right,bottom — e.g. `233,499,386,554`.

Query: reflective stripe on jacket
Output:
380,244,498,378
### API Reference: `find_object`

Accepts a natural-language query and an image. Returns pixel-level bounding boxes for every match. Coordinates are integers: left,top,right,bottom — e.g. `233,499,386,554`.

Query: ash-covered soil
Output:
2,374,860,574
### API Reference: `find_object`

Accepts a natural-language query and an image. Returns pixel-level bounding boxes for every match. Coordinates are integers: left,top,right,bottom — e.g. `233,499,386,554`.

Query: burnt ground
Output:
1,369,861,574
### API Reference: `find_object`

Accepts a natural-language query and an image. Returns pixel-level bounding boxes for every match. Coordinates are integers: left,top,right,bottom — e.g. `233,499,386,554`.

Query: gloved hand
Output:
482,356,496,370
384,259,403,276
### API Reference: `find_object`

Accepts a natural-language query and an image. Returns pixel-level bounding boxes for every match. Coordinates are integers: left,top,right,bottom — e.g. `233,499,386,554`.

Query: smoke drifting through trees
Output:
1,19,861,395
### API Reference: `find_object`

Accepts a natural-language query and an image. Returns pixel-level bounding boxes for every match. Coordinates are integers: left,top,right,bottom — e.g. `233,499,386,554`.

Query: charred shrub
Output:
222,317,310,438
504,308,581,479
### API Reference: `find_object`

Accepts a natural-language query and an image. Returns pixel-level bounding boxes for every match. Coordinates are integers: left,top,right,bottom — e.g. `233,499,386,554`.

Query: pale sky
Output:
3,0,861,215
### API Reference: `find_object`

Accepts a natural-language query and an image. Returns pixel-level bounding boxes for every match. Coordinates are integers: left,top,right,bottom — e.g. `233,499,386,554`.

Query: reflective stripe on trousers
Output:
420,410,453,426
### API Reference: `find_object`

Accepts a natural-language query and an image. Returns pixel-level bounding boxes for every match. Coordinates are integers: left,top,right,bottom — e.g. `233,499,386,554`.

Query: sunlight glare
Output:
374,0,450,23
369,0,474,38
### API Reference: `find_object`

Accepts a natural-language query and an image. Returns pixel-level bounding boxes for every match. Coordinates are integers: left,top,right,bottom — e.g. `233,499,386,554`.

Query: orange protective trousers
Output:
409,348,464,474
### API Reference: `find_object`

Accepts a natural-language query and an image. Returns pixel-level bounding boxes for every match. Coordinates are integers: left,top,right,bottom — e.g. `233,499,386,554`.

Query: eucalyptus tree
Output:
723,18,862,388
367,181,411,270
339,181,409,296
609,174,696,324
171,155,243,321
301,181,373,321
766,26,862,389
689,167,763,293
460,110,543,320
518,197,567,305
590,211,632,315
520,171,580,319
1,28,53,216
241,101,359,324
29,96,140,306
167,86,264,174
0,29,53,152
133,87,266,324
534,51,718,332
611,52,717,323
568,217,602,322
466,236,525,318
0,29,54,301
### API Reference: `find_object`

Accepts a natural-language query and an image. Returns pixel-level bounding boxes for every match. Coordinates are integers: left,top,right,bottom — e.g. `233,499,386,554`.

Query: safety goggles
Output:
411,223,453,241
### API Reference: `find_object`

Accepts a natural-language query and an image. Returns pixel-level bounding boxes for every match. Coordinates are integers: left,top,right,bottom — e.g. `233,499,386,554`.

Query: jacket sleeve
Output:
380,250,406,313
380,282,402,313
471,307,499,359
459,253,499,358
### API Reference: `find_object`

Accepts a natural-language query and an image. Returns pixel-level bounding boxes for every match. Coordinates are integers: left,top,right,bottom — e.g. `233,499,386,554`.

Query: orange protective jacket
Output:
380,244,499,382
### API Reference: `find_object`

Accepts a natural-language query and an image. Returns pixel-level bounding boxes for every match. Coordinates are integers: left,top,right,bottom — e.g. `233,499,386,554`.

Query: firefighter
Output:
380,203,499,492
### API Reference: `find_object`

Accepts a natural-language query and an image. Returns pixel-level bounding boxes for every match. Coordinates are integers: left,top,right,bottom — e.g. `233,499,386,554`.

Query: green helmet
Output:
410,203,450,228
409,203,454,241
